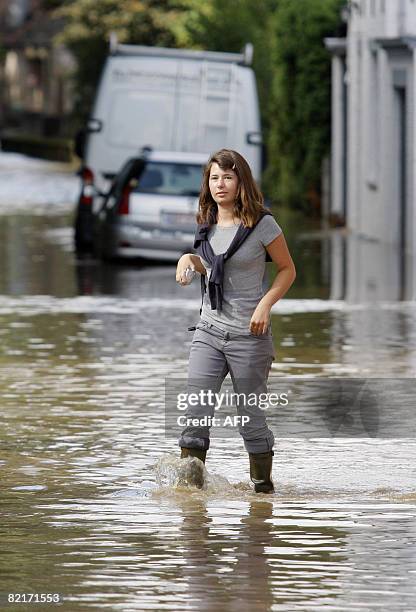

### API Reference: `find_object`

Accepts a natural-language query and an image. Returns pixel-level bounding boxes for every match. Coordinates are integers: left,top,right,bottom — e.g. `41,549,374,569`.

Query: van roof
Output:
142,151,209,164
109,40,253,66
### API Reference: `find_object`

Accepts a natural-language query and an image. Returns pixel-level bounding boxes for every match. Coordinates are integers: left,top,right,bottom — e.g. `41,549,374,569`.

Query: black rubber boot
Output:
249,451,274,493
180,447,207,464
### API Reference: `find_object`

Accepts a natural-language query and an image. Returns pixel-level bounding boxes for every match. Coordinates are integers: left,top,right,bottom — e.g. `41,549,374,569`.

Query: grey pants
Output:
178,319,276,454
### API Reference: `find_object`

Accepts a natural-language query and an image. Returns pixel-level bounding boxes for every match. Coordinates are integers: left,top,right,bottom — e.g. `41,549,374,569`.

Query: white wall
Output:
344,0,416,244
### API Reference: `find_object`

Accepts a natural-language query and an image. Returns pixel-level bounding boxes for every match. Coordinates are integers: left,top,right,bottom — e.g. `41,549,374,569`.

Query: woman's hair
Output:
196,149,268,227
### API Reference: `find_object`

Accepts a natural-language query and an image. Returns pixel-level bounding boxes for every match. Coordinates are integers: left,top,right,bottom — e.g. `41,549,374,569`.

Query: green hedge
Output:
264,0,344,210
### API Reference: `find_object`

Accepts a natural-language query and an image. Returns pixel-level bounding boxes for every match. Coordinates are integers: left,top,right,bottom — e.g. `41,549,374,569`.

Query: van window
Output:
133,162,203,197
107,92,174,149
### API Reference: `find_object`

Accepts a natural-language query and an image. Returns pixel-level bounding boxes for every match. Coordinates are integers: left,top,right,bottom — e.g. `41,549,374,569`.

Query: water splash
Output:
154,454,207,490
154,453,231,493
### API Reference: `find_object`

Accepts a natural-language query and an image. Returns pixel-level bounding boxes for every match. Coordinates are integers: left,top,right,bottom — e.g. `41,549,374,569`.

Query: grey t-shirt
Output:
199,214,283,334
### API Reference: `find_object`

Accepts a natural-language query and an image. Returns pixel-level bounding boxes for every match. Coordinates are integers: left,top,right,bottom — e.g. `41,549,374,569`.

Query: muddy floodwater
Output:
1,154,416,611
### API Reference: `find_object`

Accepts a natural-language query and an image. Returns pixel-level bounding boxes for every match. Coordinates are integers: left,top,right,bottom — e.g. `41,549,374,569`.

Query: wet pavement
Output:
0,152,416,611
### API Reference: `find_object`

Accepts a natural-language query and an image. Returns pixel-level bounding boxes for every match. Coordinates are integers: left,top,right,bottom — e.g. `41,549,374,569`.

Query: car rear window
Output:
133,162,203,197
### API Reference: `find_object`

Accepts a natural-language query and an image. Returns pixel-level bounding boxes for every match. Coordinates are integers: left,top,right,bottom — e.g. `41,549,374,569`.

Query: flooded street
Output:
1,152,416,611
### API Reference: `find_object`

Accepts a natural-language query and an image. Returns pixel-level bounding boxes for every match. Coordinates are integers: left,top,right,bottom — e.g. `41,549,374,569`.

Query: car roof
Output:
138,150,209,164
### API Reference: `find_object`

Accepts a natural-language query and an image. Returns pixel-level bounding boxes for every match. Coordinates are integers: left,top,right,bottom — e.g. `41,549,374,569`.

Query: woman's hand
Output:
176,253,207,285
249,301,272,335
176,254,195,285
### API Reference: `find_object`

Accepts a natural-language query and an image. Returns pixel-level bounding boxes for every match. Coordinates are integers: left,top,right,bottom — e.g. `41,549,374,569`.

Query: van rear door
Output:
174,60,261,179
174,61,238,153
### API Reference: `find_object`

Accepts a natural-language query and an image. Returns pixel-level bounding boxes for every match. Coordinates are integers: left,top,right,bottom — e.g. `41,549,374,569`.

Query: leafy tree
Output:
264,0,343,211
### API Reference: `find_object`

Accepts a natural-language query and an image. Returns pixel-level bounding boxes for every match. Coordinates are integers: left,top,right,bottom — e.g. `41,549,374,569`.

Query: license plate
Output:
160,211,196,227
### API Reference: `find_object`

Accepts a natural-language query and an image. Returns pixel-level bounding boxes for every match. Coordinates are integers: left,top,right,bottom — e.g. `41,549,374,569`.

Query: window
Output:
133,162,203,197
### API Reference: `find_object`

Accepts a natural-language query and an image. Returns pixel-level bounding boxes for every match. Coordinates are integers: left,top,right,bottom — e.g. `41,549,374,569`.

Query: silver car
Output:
94,150,207,261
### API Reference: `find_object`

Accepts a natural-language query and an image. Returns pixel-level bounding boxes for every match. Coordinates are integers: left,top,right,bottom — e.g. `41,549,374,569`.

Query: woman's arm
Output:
249,234,296,334
176,253,207,286
262,233,296,305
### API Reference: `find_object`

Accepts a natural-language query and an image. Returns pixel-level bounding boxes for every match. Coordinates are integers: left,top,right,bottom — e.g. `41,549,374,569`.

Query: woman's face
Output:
208,162,239,208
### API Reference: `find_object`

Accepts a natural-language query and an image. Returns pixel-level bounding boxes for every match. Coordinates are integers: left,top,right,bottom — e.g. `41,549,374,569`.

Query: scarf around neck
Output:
193,209,273,312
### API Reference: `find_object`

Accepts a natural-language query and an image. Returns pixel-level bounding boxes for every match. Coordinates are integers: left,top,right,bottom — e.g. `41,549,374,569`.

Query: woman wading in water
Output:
176,149,296,493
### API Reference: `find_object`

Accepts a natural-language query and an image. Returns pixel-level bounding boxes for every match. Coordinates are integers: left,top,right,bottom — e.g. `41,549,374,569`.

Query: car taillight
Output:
118,186,131,215
80,166,95,206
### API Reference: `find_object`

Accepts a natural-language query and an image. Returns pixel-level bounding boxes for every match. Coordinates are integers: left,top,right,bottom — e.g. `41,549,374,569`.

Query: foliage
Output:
264,0,343,210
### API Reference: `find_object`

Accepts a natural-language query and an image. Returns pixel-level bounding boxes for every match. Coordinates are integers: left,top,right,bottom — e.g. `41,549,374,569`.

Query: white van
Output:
74,39,262,250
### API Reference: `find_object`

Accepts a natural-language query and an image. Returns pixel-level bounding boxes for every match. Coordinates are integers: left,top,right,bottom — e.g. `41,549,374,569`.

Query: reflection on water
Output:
1,210,416,610
325,230,415,302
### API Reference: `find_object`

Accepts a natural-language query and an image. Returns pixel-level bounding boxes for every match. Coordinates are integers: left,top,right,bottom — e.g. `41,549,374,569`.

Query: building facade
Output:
325,0,416,298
